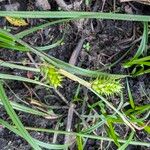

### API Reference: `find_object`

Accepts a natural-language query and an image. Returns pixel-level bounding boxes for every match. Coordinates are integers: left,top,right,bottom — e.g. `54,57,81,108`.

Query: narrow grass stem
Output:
59,69,91,88
24,127,150,147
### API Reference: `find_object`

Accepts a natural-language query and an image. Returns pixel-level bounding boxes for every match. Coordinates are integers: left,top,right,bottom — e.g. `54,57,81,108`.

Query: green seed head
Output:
91,77,123,96
41,65,63,88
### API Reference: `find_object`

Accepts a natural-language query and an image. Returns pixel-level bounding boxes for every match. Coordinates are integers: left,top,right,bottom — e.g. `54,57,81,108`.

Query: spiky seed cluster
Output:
91,77,123,96
41,65,63,88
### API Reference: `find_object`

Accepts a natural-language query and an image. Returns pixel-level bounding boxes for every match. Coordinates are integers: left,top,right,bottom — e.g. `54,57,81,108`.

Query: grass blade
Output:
0,60,40,72
0,11,150,22
0,119,68,149
15,19,72,38
0,73,50,88
118,131,134,150
0,99,55,118
76,136,83,150
0,81,41,150
126,78,135,109
0,42,28,51
22,126,150,147
107,120,120,147
36,36,64,51
133,22,148,59
123,22,149,68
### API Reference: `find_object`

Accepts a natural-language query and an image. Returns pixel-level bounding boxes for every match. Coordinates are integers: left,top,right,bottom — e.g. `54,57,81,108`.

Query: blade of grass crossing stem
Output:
126,78,135,109
0,81,41,150
134,69,150,76
0,36,15,45
123,22,148,68
0,119,68,149
0,100,52,117
107,120,121,147
15,19,72,38
36,35,64,51
76,136,83,150
0,42,28,51
125,104,150,116
20,127,150,147
133,22,148,59
0,60,40,72
118,131,134,150
0,29,63,52
0,11,150,22
0,73,50,88
90,89,135,130
0,28,128,79
82,118,107,134
131,56,150,63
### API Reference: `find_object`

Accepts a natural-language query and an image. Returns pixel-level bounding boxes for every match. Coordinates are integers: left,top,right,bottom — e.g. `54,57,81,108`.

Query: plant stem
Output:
24,127,150,147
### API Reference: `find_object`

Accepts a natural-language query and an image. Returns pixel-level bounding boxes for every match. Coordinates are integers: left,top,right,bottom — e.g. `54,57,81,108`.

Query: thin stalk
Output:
0,60,40,72
24,127,150,147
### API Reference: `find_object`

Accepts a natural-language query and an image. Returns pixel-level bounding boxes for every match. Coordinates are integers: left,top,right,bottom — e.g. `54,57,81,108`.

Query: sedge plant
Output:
0,11,150,149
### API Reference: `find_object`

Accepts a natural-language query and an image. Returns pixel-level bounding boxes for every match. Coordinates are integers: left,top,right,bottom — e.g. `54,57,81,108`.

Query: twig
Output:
64,103,76,147
52,121,60,144
54,0,72,10
69,37,85,65
26,52,38,68
55,0,83,11
131,121,150,130
101,0,106,12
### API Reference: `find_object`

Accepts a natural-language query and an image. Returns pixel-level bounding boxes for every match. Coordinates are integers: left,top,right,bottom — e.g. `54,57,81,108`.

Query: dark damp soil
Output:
0,0,150,150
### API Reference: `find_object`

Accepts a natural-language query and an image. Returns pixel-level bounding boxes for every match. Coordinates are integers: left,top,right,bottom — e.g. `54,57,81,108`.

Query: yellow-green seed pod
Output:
41,64,63,88
91,77,123,96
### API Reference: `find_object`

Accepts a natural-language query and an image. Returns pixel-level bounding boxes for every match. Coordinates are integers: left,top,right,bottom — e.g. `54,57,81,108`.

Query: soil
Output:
0,0,150,150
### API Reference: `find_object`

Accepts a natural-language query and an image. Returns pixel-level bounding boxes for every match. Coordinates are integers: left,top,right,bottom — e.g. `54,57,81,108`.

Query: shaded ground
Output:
0,0,150,150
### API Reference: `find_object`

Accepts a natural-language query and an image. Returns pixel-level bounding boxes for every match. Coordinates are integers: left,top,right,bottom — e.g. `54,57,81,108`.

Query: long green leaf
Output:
133,22,148,59
76,136,83,150
22,126,150,147
0,81,41,150
107,120,120,147
0,100,54,117
123,22,149,68
0,42,28,51
0,73,50,88
0,11,150,22
0,60,40,72
15,19,72,38
126,78,135,109
36,36,64,51
0,119,68,149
